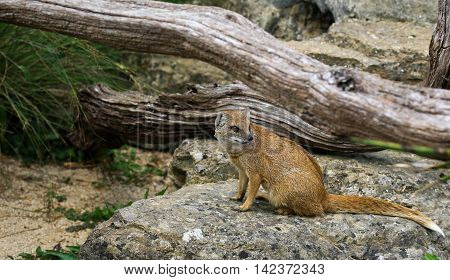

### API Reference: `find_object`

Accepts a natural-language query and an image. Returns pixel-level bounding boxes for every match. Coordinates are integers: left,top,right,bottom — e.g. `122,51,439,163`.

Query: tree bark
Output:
69,83,378,152
1,0,449,149
426,0,450,89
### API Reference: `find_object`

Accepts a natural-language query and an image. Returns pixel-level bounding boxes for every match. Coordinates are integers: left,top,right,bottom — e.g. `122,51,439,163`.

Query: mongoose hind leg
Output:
255,191,269,201
292,202,324,217
276,207,295,215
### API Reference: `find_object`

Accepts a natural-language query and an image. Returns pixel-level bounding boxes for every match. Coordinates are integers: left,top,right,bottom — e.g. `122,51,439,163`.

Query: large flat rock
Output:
289,19,433,83
81,140,448,260
310,0,438,24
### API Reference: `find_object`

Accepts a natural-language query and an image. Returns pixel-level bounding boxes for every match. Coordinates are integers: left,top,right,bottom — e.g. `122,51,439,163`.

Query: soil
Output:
0,149,176,259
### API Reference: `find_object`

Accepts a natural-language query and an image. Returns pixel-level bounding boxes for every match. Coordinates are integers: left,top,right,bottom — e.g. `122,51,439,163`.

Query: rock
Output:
192,0,333,40
310,0,438,24
125,1,435,92
289,18,433,83
170,139,238,187
81,139,449,260
123,54,232,93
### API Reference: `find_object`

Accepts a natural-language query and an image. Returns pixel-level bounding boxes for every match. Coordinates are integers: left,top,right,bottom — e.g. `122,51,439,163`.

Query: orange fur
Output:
214,109,444,236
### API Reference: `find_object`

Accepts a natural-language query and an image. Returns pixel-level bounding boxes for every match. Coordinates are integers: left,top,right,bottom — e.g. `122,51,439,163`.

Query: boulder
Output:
169,139,238,187
289,18,433,83
310,0,438,24
192,0,333,40
81,140,448,259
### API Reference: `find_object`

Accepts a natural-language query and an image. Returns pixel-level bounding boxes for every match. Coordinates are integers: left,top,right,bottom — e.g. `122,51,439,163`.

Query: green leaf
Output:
66,246,80,254
424,253,440,260
18,253,35,260
156,187,168,196
42,250,78,260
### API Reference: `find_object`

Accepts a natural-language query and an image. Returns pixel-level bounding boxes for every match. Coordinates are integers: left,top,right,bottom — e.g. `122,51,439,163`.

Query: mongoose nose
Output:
248,135,254,141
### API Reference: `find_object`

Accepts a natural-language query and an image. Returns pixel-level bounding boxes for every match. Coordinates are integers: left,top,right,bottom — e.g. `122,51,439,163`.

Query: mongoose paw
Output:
230,195,244,201
239,204,252,212
276,207,294,215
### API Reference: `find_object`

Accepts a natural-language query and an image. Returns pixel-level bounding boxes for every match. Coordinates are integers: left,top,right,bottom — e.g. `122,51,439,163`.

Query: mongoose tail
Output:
324,194,445,237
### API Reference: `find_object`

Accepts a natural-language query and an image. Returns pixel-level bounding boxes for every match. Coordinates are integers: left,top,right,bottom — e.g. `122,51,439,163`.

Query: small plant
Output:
47,190,67,202
98,146,165,186
424,253,440,260
44,189,67,221
59,189,152,226
62,201,132,225
156,187,168,196
18,244,80,260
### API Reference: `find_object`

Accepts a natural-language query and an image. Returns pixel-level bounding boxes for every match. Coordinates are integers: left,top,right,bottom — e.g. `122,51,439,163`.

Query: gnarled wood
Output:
1,0,449,149
70,83,377,152
426,0,450,89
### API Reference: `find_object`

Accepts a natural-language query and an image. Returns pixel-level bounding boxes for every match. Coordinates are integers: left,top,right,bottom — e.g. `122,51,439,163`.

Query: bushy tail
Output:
324,194,444,237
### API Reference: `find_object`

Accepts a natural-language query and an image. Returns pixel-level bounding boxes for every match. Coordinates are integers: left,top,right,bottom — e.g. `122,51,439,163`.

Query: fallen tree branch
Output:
1,0,449,148
69,83,377,152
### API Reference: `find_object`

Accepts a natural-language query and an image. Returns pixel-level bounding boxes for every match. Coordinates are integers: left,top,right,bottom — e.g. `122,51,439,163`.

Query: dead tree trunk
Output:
426,0,450,89
1,0,449,149
69,83,379,152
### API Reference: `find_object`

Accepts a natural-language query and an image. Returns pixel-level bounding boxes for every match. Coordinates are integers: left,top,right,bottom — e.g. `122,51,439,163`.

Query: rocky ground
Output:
1,0,448,260
81,139,449,260
0,150,175,259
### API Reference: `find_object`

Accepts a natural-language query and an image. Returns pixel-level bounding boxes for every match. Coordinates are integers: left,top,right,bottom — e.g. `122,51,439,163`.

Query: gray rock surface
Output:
81,139,449,260
310,0,438,24
126,1,436,92
289,18,433,83
170,139,238,187
192,0,333,40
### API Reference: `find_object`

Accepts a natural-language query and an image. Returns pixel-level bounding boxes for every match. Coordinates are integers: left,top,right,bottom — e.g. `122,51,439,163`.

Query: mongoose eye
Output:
230,125,240,133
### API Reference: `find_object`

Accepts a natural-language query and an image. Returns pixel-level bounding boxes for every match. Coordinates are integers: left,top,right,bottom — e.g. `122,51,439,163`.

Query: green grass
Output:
424,253,440,260
57,188,158,226
0,23,138,162
94,146,165,187
61,202,132,224
107,146,165,183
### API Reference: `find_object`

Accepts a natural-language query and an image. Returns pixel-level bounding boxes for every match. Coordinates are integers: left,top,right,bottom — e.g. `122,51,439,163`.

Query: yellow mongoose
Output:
214,109,444,236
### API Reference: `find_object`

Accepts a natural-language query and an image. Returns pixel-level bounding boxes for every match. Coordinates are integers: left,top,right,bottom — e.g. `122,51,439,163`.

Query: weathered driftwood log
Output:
69,83,377,152
1,0,449,149
426,0,450,89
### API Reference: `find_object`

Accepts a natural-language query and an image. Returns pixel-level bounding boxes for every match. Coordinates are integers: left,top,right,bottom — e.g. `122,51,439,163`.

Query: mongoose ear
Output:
215,112,225,128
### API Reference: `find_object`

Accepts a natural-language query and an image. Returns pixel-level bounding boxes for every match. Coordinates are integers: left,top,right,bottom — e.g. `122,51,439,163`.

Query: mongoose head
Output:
214,109,255,154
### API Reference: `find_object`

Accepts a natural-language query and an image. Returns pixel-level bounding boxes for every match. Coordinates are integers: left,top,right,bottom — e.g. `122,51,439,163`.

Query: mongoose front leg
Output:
239,174,261,212
231,169,248,201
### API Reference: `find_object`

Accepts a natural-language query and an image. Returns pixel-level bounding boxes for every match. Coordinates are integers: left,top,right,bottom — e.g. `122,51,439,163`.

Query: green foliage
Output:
102,146,165,185
18,245,80,260
0,23,136,162
59,188,151,225
62,202,132,224
47,190,67,202
424,253,440,260
156,187,169,196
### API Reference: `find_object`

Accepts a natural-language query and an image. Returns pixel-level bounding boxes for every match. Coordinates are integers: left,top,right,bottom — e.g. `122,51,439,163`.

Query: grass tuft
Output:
0,23,137,162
